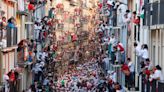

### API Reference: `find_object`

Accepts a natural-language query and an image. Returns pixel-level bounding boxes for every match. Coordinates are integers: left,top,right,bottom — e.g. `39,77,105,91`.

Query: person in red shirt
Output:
8,70,16,82
8,69,18,92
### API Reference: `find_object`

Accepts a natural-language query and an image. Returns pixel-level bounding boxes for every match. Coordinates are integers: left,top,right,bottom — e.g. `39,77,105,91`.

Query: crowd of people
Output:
2,0,164,91
96,17,164,91
22,18,128,92
53,57,126,92
134,42,164,92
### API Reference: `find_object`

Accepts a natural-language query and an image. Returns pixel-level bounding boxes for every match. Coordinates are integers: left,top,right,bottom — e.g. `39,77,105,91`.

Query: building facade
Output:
0,0,46,91
143,0,164,75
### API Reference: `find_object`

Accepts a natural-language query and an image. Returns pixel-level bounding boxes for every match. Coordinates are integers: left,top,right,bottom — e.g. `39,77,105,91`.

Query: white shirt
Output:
128,62,135,72
135,45,141,56
123,13,132,23
109,37,117,52
103,57,110,70
2,39,7,48
42,52,48,60
141,49,149,59
150,70,164,81
109,37,116,45
3,74,9,85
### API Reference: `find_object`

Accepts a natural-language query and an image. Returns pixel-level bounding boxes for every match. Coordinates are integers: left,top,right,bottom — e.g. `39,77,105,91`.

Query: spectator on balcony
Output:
34,22,42,41
124,10,132,31
150,65,164,81
3,74,9,92
0,16,7,45
140,44,149,62
108,34,116,55
134,42,142,73
7,17,16,28
7,69,19,92
127,58,134,72
1,16,7,28
123,10,131,24
117,41,125,63
145,58,153,70
102,55,110,75
127,58,135,87
48,8,55,18
134,42,142,56
121,62,132,89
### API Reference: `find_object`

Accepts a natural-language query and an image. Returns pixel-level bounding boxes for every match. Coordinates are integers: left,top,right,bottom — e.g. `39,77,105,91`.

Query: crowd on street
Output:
19,18,128,92
1,0,164,91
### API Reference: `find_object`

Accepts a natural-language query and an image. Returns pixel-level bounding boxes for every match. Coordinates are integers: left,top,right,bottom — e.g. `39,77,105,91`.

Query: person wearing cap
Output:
121,62,133,89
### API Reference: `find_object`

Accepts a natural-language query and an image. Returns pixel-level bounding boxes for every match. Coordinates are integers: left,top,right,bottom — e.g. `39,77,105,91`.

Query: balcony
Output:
0,24,18,48
17,11,29,16
6,26,17,47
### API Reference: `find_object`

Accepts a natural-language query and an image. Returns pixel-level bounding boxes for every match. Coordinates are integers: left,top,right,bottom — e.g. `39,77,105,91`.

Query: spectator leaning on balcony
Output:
121,62,133,89
7,17,16,28
134,42,142,72
117,41,125,63
123,10,131,23
134,42,142,56
149,65,164,81
7,69,19,92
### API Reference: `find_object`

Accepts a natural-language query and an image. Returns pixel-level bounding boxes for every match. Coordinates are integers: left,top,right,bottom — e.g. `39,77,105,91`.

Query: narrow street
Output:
1,0,164,92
